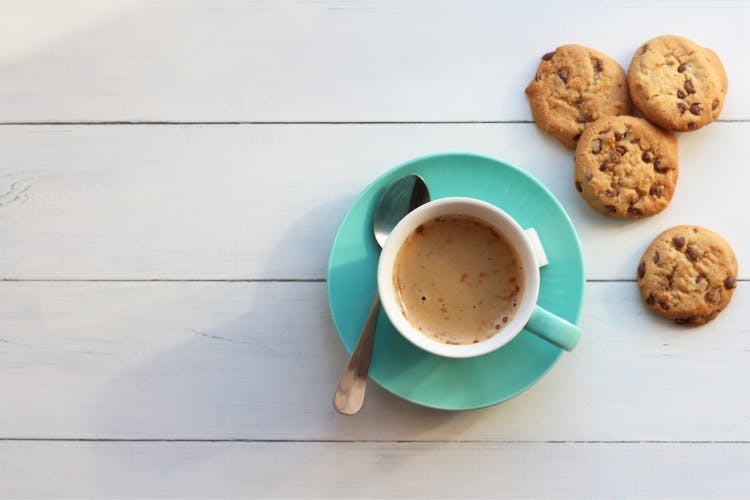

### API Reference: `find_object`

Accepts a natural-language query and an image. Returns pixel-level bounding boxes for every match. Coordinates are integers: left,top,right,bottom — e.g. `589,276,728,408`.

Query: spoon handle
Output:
333,293,380,415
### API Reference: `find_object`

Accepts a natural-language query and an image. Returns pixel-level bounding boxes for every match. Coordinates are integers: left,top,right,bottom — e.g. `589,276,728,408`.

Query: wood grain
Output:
2,281,748,441
0,1,747,122
2,441,749,499
1,123,747,280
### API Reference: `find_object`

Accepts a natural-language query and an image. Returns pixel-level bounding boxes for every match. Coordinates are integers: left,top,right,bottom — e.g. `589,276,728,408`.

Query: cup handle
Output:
524,228,548,268
525,305,581,351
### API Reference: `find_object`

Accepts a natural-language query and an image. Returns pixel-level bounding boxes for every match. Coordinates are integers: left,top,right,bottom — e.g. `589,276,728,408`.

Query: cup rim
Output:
377,196,540,358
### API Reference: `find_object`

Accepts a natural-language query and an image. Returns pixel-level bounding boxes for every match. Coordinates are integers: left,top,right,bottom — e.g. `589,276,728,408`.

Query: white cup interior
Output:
378,197,541,358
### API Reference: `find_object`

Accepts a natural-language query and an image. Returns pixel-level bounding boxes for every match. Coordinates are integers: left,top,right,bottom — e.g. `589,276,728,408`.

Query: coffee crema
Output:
392,214,523,345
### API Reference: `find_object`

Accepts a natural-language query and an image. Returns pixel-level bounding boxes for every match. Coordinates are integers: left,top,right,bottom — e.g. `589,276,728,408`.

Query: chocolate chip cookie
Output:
638,226,738,325
526,45,632,149
574,115,678,218
628,35,727,131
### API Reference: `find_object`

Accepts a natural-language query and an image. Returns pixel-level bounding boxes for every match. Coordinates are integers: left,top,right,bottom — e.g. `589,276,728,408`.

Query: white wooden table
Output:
1,2,749,498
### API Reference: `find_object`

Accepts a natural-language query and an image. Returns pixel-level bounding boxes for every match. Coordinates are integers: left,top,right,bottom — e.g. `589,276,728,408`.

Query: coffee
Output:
392,214,524,345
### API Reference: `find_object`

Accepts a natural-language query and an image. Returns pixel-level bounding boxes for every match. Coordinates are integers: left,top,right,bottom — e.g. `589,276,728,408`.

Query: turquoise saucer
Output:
327,153,584,410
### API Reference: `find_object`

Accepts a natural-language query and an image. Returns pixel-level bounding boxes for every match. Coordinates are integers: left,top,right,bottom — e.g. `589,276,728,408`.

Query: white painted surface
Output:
0,1,748,122
0,123,747,280
3,441,749,499
1,1,749,498
1,281,749,442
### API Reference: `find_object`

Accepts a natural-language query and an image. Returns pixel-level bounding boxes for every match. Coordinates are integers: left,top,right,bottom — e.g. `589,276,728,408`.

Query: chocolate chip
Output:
684,80,695,94
675,317,695,325
604,204,616,214
573,132,582,141
705,288,721,304
558,69,569,84
653,251,660,264
688,122,697,130
696,274,706,285
614,132,623,141
686,244,700,261
599,161,611,172
574,96,584,105
642,151,652,163
672,236,685,249
609,151,619,161
593,58,603,72
690,103,702,116
591,139,602,153
641,44,648,54
628,205,643,217
575,181,582,193
542,51,555,61
615,145,626,155
647,294,656,305
585,172,593,181
638,262,646,279
677,102,687,113
724,276,736,289
677,89,686,99
654,158,670,173
660,276,669,290
659,301,670,311
605,188,618,197
712,99,720,110
649,185,664,197
576,113,593,123
678,63,687,73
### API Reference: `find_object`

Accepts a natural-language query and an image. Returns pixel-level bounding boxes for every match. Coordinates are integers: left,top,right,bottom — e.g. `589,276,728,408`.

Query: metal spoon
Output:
333,174,430,415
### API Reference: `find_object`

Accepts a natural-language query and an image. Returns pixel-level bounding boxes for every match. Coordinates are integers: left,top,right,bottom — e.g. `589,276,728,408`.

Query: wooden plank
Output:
0,1,748,122
0,123,747,280
2,281,749,441
2,441,749,499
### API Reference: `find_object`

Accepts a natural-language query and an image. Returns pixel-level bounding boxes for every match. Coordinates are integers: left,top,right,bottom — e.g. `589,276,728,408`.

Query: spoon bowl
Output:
373,175,431,248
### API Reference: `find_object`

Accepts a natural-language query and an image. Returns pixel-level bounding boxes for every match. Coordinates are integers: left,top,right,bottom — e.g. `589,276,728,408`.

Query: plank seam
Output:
1,278,748,283
0,121,534,126
1,438,749,444
0,120,749,126
0,278,328,283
